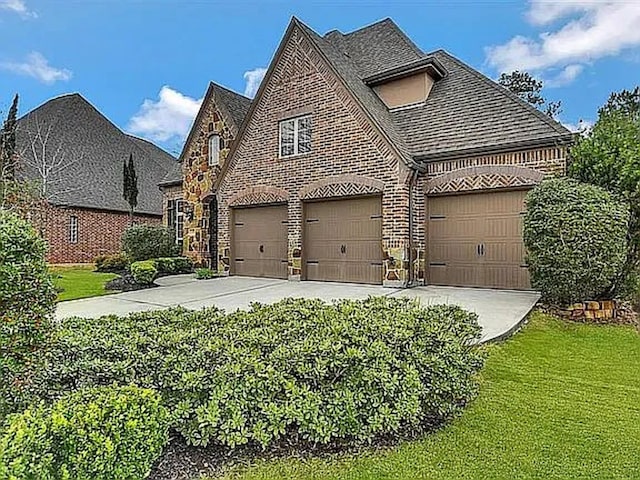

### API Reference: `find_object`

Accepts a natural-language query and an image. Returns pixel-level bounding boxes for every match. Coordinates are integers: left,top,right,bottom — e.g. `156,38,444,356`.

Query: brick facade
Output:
217,25,410,286
45,204,161,264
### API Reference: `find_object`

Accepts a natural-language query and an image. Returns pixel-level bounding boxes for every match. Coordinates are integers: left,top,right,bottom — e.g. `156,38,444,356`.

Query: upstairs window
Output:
279,115,311,158
69,215,78,244
208,134,220,166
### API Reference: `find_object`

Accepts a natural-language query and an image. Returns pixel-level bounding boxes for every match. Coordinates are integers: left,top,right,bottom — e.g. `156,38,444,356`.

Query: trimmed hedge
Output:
0,211,56,419
130,260,157,285
95,252,130,272
155,256,193,275
0,385,169,480
30,297,484,449
122,224,178,262
524,178,629,305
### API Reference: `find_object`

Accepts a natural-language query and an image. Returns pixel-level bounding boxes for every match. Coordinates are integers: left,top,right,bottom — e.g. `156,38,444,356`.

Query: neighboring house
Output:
16,93,177,263
162,17,572,289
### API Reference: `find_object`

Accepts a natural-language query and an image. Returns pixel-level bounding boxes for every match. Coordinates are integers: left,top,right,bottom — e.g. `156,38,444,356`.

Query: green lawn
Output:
50,265,119,302
219,313,640,480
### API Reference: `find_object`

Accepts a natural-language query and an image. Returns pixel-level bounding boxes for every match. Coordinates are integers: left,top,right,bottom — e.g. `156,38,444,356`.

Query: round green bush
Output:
0,211,56,418
130,260,157,285
34,297,484,450
0,385,169,480
122,224,179,262
523,178,629,305
95,252,130,272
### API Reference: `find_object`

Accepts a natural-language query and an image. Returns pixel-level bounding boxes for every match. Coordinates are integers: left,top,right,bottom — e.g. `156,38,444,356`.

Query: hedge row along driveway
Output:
55,276,540,343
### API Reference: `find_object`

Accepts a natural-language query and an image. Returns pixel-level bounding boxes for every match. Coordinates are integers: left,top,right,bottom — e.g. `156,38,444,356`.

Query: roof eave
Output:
363,57,447,86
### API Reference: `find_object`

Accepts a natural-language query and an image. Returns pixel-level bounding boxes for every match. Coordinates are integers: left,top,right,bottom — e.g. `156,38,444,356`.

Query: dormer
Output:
365,57,447,110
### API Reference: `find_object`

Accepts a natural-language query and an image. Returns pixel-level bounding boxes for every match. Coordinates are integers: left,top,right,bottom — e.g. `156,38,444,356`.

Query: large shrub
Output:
0,385,169,480
30,297,484,449
524,178,629,305
130,259,157,285
0,211,56,418
122,224,178,262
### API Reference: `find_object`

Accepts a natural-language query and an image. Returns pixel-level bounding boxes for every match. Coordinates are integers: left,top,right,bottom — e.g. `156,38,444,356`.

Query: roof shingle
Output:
16,93,176,215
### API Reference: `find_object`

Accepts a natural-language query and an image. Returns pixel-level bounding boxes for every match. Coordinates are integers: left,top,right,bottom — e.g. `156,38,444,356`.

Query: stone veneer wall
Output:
411,145,568,285
180,100,236,267
217,25,411,287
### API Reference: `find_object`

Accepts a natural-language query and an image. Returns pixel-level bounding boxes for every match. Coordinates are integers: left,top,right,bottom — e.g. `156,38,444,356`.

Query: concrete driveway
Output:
56,275,539,343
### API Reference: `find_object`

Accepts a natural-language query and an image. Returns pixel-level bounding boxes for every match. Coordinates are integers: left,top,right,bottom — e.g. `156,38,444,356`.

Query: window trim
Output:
279,115,312,159
208,134,220,166
69,215,78,244
175,199,184,245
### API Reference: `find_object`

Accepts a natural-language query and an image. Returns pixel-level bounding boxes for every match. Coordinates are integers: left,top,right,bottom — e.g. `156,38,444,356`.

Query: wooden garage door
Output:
304,196,383,284
232,204,288,279
427,190,530,290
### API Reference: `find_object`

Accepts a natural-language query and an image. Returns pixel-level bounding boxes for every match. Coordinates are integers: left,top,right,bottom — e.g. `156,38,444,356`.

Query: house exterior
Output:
162,17,572,290
16,93,177,263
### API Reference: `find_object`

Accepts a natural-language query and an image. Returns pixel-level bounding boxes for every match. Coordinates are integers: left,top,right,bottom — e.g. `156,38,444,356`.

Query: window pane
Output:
69,216,78,244
297,116,312,154
208,134,220,166
280,120,295,157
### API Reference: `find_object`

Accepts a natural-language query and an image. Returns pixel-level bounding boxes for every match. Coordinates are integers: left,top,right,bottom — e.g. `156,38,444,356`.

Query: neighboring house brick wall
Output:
217,25,410,285
411,145,568,284
181,102,235,266
45,204,161,264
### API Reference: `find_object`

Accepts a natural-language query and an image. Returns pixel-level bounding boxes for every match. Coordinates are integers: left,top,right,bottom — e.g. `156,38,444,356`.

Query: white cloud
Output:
486,1,640,85
0,52,71,84
562,119,594,134
0,0,37,18
545,64,584,87
128,86,202,143
243,67,267,98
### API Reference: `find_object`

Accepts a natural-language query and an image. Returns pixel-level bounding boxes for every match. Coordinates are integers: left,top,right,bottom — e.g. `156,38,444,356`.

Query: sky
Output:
1,0,639,155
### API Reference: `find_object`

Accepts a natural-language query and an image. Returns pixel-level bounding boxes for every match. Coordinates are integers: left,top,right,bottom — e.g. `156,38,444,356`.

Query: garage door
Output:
232,204,288,279
427,190,530,290
304,196,383,284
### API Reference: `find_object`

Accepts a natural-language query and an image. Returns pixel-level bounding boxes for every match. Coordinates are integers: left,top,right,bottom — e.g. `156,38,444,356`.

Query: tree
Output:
123,153,138,224
498,71,563,118
569,86,640,296
0,94,19,202
599,86,640,118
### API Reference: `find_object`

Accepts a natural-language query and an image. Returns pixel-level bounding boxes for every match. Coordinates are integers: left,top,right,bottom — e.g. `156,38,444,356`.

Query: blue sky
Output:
1,0,639,155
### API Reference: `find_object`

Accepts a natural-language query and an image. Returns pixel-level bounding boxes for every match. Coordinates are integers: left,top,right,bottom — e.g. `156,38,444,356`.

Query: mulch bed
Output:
104,271,157,292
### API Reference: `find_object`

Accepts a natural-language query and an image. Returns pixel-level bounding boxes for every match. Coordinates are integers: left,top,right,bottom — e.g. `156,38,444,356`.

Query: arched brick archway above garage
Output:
425,165,545,195
228,185,289,207
298,174,385,200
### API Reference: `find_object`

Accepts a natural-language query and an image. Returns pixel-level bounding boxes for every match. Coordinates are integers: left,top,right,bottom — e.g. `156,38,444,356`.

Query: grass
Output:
219,313,640,480
50,265,119,302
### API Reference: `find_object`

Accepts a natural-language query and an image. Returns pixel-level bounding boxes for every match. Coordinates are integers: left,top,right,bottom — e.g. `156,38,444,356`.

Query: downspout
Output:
407,167,420,287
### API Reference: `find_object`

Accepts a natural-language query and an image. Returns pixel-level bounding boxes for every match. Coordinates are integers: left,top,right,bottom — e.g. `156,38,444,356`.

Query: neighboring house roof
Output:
162,82,251,187
16,93,176,216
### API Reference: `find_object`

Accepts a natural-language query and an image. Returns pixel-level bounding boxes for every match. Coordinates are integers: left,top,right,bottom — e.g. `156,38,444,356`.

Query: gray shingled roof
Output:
160,82,251,187
325,18,423,79
16,93,176,215
391,50,573,161
320,19,571,164
211,82,251,132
